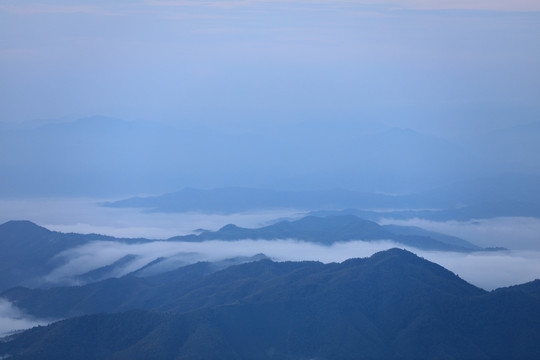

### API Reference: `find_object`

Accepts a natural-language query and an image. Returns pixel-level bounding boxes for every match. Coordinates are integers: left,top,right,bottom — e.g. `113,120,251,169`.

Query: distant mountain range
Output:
0,220,148,291
2,249,539,359
103,187,400,213
310,200,540,222
170,215,482,251
0,216,487,291
0,115,508,197
103,174,540,219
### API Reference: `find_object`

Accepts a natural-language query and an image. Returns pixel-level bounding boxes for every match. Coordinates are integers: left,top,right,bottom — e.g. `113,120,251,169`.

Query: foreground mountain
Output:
0,216,481,291
1,249,539,359
1,255,271,319
0,220,148,291
1,244,481,320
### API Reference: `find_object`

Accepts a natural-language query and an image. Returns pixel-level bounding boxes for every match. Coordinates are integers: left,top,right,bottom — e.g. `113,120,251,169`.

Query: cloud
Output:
44,238,540,291
424,249,540,291
3,197,540,292
0,198,304,239
379,217,540,250
0,298,52,337
3,198,540,291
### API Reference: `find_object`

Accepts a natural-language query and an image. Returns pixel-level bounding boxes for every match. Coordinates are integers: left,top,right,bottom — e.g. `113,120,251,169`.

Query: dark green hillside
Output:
1,260,324,319
0,220,89,291
0,310,166,360
4,250,538,359
2,249,481,319
0,220,148,291
0,216,481,292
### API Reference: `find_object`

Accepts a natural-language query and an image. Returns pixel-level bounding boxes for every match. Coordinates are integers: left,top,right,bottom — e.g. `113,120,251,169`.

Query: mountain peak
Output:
340,248,425,268
219,224,242,232
0,220,50,234
369,247,417,260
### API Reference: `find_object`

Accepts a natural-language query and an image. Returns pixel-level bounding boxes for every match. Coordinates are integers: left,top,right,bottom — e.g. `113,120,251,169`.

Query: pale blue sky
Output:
1,1,539,133
1,1,540,195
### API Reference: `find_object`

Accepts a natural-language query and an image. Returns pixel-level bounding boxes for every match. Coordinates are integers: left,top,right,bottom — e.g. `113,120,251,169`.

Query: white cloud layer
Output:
4,239,540,337
2,198,540,291
379,217,540,250
0,298,52,337
45,238,540,291
0,198,304,239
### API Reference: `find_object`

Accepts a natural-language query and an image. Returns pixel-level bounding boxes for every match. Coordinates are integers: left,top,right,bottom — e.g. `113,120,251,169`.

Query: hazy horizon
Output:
1,1,540,340
2,1,540,197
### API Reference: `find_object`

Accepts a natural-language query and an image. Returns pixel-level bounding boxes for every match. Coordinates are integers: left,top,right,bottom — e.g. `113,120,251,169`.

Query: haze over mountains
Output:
0,216,485,292
104,175,540,220
2,1,539,357
1,116,540,198
2,117,540,356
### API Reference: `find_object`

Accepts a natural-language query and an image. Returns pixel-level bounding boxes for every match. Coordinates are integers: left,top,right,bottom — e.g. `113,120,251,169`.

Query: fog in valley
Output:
1,0,539,350
1,198,539,291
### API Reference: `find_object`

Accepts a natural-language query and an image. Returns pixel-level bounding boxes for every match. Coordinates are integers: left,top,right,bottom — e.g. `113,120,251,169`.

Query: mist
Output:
2,1,540,197
43,238,540,291
1,1,539,355
0,198,304,239
380,217,540,250
0,298,52,337
3,198,540,290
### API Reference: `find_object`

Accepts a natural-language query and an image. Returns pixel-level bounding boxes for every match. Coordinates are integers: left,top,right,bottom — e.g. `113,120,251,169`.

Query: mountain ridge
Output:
2,249,539,359
2,248,483,319
171,215,480,252
102,174,540,216
0,216,486,292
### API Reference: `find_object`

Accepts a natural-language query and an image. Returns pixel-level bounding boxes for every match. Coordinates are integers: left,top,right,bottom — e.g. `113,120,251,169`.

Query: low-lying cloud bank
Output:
3,198,540,291
380,217,540,250
0,298,52,337
45,239,540,291
0,198,303,239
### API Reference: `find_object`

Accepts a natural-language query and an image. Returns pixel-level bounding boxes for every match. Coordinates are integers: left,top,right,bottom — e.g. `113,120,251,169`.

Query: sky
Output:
1,0,540,196
1,0,539,132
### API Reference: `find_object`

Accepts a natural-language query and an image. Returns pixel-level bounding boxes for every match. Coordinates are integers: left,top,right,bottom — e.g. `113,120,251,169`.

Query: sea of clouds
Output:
42,238,540,291
2,198,540,336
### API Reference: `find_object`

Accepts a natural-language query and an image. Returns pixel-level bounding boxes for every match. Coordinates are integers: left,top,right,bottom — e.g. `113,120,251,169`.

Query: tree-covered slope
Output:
0,216,481,292
3,249,539,359
0,220,147,291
